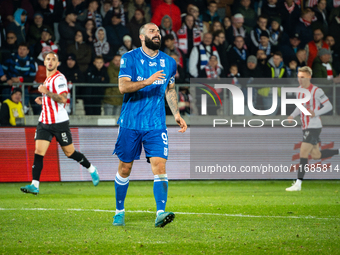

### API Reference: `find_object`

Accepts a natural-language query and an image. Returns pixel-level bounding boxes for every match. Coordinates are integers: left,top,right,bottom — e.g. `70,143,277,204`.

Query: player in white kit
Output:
286,66,339,191
20,52,100,195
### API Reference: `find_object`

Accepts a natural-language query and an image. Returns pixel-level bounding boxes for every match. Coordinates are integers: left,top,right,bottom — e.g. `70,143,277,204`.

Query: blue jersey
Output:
118,47,177,131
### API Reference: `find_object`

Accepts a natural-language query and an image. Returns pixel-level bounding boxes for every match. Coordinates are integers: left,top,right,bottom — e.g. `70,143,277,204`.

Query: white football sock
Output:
157,210,164,216
296,179,302,186
87,164,96,173
32,180,39,188
116,209,125,214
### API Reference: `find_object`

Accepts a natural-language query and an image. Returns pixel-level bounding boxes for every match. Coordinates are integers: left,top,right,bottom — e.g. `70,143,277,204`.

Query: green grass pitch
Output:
1,180,340,254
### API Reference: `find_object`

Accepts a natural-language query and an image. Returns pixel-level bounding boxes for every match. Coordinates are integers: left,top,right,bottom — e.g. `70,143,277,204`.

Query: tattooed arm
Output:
165,82,187,133
38,85,68,104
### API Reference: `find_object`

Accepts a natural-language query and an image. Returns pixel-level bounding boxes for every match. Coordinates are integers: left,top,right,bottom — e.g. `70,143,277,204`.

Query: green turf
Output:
1,181,340,254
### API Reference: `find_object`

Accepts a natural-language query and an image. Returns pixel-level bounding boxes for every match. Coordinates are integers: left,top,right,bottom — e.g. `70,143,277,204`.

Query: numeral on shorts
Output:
162,132,168,145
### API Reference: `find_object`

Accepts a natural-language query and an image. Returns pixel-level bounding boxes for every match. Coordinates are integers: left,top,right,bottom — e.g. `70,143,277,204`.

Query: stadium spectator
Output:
117,35,137,55
249,15,271,50
170,53,186,83
0,32,18,64
126,9,146,48
232,0,257,33
84,56,109,115
249,30,276,57
77,0,102,28
213,30,229,71
28,13,54,47
58,11,85,61
151,0,182,32
202,1,221,24
268,17,289,47
258,51,287,115
328,14,340,55
313,0,328,35
159,15,178,50
100,0,113,26
286,58,298,78
199,55,225,78
306,28,329,67
280,33,302,65
84,19,97,44
225,13,246,44
242,55,263,78
103,54,123,116
104,0,126,26
104,13,129,55
227,35,248,74
163,34,184,69
0,64,7,84
6,8,28,44
126,0,151,23
209,21,224,36
0,0,34,29
222,16,231,32
261,0,279,21
34,27,58,62
64,0,86,16
93,27,112,63
296,48,307,68
312,48,340,89
256,49,270,76
177,14,201,59
0,87,25,126
2,43,37,114
189,32,221,78
67,30,92,73
295,8,316,48
325,35,340,75
34,0,62,28
279,0,301,37
186,4,206,34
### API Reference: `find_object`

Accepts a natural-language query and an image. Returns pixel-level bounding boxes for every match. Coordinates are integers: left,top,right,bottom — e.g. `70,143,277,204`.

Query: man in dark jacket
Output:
84,56,109,115
104,13,129,54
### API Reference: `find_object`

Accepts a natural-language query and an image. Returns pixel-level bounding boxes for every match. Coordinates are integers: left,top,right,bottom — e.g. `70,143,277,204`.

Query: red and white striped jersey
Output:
297,84,329,130
39,71,69,124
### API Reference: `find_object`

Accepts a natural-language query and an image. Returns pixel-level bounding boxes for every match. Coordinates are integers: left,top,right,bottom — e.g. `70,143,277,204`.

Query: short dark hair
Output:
163,34,175,41
94,56,104,61
18,42,29,49
273,51,283,58
258,14,268,21
209,1,217,5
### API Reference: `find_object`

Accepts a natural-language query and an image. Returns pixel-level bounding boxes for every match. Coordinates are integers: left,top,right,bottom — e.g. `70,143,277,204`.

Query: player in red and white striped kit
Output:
286,66,339,191
20,52,100,195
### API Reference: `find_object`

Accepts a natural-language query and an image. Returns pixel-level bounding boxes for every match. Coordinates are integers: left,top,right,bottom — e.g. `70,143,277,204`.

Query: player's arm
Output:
288,107,300,122
38,85,67,104
308,89,333,117
165,82,187,133
119,70,166,94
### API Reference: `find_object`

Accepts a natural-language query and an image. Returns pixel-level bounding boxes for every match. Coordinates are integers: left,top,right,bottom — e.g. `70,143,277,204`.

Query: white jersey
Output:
39,71,69,124
297,84,329,130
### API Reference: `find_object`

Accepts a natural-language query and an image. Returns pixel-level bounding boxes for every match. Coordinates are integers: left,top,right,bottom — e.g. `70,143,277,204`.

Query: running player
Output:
20,52,99,195
112,23,187,227
286,66,339,191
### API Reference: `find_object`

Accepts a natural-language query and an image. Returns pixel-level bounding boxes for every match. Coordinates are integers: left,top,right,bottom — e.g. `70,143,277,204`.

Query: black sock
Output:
298,158,308,180
32,154,44,181
320,149,339,159
68,151,91,168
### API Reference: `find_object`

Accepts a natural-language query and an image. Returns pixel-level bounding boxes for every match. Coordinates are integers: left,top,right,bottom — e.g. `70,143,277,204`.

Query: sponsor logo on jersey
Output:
141,59,144,65
58,84,66,88
120,58,127,68
137,76,166,84
61,132,68,143
149,62,157,67
160,59,165,67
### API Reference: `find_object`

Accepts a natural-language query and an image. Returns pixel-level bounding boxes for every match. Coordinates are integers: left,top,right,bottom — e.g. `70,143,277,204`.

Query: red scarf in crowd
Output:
49,0,66,13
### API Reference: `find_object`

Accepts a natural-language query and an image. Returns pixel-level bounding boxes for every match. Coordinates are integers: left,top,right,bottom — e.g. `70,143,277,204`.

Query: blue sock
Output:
115,172,129,211
153,174,168,213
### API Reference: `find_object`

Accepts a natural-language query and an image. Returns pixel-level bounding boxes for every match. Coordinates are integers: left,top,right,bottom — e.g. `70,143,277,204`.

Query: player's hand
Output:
175,115,187,133
287,116,294,123
145,70,166,86
38,84,48,94
308,109,315,117
35,97,43,105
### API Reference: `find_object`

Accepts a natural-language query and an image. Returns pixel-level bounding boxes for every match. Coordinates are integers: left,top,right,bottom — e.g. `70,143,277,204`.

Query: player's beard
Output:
145,35,161,51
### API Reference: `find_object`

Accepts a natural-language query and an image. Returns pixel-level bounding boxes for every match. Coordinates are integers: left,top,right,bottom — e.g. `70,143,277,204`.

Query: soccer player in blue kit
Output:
112,23,187,227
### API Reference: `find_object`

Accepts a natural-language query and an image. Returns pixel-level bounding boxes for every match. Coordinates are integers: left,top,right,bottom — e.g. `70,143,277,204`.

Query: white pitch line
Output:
0,208,338,220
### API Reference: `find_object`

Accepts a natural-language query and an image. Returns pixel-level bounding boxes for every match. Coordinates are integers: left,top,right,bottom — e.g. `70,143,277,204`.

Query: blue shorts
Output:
113,127,169,163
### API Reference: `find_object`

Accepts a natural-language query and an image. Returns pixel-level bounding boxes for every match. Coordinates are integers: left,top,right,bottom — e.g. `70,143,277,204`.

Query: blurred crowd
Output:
1,0,340,125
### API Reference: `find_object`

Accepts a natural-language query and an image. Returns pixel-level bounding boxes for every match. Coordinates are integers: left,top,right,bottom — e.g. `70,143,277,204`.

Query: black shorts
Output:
35,121,73,146
302,128,321,145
